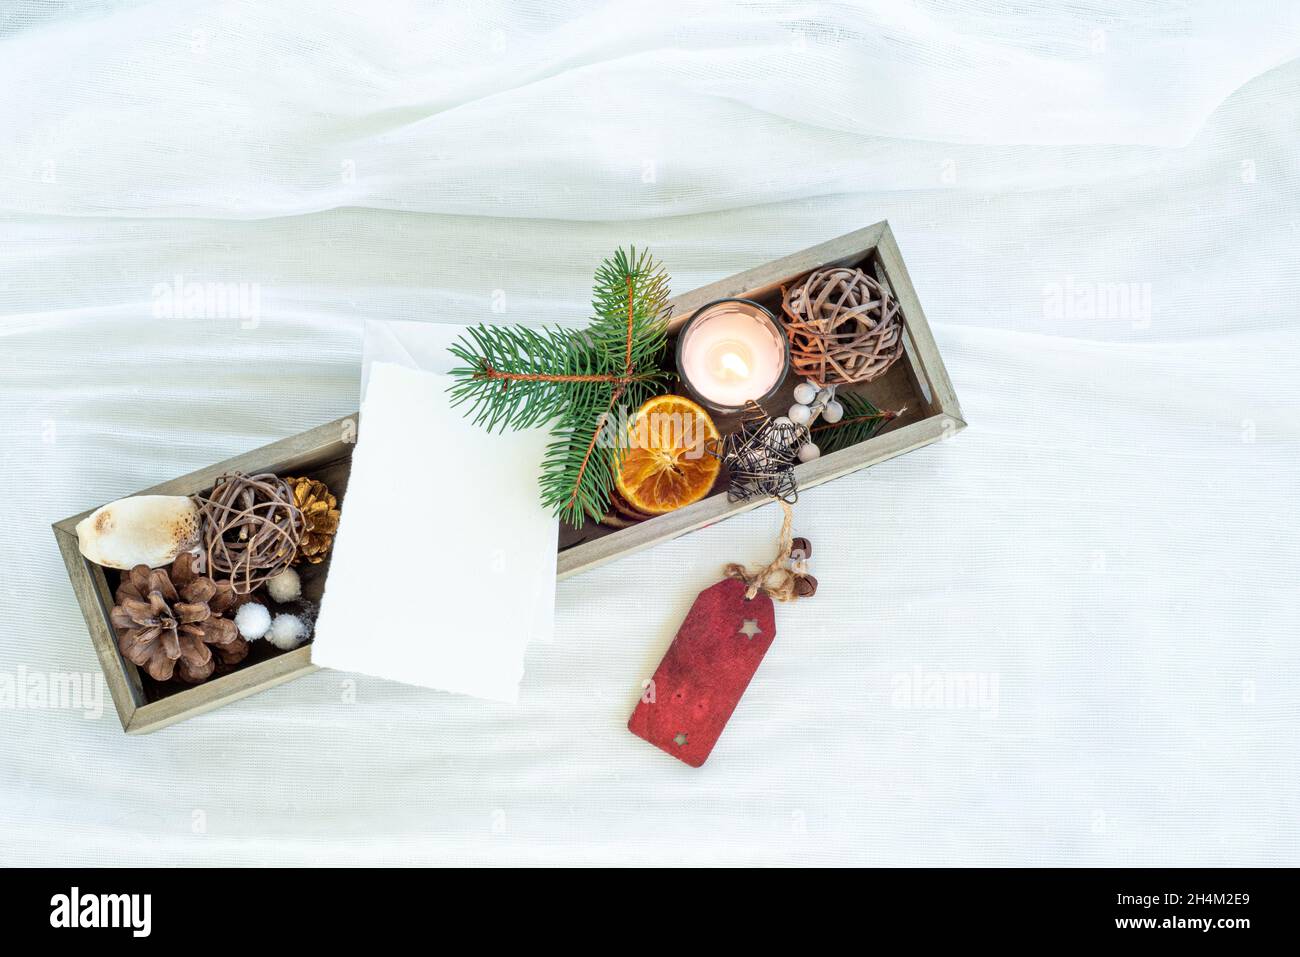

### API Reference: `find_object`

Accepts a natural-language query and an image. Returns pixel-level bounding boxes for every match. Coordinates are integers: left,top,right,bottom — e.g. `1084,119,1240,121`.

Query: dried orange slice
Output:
615,395,721,515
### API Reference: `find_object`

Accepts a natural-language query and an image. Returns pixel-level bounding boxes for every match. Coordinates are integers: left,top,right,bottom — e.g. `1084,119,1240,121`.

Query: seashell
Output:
75,495,202,570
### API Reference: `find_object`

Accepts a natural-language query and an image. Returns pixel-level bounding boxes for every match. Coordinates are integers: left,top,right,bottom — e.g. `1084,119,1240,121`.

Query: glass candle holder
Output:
675,298,790,414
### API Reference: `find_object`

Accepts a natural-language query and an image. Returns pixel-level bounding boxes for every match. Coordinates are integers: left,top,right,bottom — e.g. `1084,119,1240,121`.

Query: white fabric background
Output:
2,0,1298,866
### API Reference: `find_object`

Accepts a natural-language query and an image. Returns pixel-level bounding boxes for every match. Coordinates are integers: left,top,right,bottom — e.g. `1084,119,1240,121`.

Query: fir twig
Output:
811,392,903,455
448,247,672,527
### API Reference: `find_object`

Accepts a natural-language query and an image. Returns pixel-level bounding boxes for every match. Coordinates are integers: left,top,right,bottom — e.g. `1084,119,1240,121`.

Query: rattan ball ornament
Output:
195,472,305,594
780,267,904,385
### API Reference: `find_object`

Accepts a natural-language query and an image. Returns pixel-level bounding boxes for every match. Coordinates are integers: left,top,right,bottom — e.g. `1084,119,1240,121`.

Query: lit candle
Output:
676,299,790,413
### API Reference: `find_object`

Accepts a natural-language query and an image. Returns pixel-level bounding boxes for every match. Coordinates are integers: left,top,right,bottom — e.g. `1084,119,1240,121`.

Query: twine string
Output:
723,498,801,602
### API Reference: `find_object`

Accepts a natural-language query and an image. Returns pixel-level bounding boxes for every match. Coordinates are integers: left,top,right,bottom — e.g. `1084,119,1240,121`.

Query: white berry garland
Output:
787,378,845,462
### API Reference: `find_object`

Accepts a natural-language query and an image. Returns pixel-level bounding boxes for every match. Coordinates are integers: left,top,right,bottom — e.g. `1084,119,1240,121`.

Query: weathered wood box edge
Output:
53,220,963,734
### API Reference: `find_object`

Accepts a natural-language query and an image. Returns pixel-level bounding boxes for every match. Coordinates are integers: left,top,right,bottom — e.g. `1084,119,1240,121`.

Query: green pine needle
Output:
811,391,901,455
447,247,673,527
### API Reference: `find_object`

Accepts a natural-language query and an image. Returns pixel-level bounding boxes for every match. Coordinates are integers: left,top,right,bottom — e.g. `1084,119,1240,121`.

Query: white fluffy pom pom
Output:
792,381,817,405
266,567,302,603
798,442,821,463
234,602,271,641
788,403,812,426
266,613,309,650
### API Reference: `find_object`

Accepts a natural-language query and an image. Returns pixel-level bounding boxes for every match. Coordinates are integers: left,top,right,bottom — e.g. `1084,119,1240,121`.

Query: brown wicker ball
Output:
195,471,304,594
780,267,904,385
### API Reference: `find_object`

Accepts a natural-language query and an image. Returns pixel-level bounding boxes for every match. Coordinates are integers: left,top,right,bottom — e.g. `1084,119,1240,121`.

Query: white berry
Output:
266,567,302,603
792,381,817,405
234,602,271,641
822,400,844,423
798,442,821,462
267,613,309,650
788,403,812,426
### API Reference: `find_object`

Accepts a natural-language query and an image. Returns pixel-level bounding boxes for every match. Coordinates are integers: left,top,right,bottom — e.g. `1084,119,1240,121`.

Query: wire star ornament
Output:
705,401,808,504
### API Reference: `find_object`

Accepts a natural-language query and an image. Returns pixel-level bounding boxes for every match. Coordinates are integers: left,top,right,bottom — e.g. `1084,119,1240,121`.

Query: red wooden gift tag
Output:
628,577,777,767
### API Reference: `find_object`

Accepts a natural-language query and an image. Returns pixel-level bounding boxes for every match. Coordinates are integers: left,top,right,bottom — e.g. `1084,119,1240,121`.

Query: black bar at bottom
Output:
0,866,1284,942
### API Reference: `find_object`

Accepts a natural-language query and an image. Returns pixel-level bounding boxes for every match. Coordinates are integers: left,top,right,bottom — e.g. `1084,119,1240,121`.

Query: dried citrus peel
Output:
614,395,721,515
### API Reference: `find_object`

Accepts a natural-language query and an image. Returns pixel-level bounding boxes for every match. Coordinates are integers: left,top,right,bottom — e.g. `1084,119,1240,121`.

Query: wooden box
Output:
557,221,965,574
53,419,356,734
54,221,963,733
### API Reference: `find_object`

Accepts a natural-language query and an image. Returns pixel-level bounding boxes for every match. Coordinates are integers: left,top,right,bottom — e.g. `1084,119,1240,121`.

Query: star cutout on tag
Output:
739,619,762,640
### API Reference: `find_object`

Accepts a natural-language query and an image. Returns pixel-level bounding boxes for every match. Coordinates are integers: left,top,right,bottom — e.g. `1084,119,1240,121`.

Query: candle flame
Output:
718,351,750,380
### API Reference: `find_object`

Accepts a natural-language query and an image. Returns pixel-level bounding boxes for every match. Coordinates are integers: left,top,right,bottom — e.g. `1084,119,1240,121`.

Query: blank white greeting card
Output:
358,318,557,647
312,349,557,704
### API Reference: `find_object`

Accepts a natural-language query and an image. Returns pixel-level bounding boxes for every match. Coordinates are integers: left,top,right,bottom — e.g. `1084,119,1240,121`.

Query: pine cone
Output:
110,552,249,684
287,476,340,564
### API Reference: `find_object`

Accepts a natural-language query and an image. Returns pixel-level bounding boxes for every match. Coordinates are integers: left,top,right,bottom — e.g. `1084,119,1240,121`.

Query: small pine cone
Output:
110,552,242,684
286,476,340,565
214,635,251,670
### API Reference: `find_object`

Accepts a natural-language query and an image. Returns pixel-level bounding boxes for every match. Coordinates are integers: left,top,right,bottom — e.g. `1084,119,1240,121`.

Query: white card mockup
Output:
312,356,557,703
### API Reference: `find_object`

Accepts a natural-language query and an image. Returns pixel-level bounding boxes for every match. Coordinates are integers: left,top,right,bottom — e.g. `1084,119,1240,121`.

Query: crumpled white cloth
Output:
1,0,1298,866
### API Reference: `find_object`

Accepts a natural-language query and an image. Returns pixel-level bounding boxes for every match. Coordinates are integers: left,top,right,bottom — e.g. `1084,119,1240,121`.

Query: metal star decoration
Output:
705,401,806,504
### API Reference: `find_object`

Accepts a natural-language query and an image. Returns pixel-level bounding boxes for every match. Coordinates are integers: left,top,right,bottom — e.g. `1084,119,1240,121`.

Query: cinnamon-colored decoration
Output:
285,476,340,565
196,472,304,594
110,553,248,684
780,266,904,385
599,485,656,528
